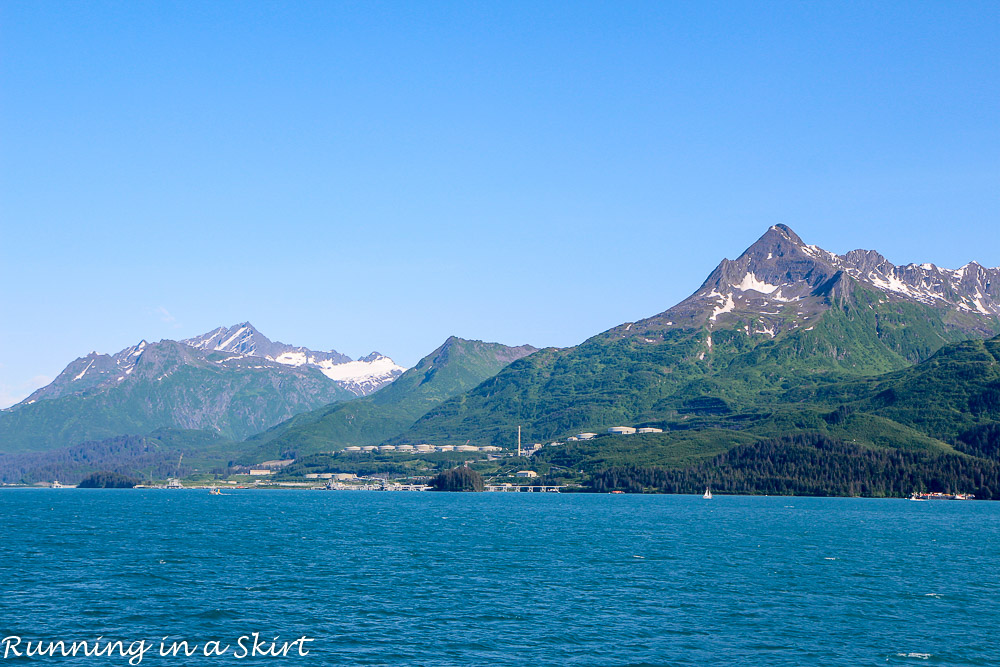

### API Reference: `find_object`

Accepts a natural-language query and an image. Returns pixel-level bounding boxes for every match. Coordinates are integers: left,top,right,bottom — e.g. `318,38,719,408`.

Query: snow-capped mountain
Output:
18,323,405,410
618,224,999,342
3,324,409,452
182,323,405,395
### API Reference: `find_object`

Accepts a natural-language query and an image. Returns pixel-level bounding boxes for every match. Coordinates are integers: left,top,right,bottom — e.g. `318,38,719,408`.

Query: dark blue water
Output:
1,490,998,666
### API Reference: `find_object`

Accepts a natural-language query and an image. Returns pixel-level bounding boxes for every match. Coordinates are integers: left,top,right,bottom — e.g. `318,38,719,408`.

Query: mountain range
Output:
0,324,403,452
390,225,999,449
2,224,999,492
0,336,537,483
181,323,405,396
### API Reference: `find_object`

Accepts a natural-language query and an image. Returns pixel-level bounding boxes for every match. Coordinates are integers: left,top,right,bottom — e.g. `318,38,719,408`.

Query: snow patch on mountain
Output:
273,351,308,366
710,293,735,322
218,325,250,351
73,359,94,381
267,349,407,394
318,356,404,395
180,323,406,395
769,289,800,303
316,354,404,383
755,325,776,337
734,272,780,294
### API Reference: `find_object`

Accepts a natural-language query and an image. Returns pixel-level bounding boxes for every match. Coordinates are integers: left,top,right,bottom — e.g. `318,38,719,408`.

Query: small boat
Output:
703,487,712,499
209,488,222,496
909,491,973,501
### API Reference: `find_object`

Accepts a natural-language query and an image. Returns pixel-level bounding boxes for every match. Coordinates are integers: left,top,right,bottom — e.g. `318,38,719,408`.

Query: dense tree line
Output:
429,466,484,492
587,433,1000,499
955,423,1000,460
969,382,1000,418
77,471,139,488
0,435,189,484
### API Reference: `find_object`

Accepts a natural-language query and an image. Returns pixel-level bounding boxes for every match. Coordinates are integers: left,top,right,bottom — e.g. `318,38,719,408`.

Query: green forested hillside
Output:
393,281,996,450
519,334,1000,496
587,434,1000,499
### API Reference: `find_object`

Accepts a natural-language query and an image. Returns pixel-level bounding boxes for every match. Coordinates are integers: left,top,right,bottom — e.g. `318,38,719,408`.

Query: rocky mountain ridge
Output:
181,322,404,395
615,224,999,344
16,323,404,410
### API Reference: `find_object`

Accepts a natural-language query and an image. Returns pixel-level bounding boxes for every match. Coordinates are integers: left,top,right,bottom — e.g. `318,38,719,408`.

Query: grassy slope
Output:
242,337,537,460
396,280,997,450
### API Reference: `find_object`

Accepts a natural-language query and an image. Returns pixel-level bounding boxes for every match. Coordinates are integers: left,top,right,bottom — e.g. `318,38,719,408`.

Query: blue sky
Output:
1,1,998,407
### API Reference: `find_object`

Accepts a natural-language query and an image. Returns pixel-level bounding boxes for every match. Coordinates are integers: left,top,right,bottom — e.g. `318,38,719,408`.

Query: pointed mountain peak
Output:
768,224,804,245
433,336,465,355
689,225,841,302
182,322,274,355
737,224,809,261
638,225,1000,339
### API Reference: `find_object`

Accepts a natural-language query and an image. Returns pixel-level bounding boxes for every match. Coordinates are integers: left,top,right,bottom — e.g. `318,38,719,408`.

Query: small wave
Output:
896,653,931,660
824,557,837,560
192,608,239,620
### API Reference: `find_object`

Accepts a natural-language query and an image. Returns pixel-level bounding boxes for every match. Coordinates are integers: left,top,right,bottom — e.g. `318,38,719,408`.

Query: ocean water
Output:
1,490,998,666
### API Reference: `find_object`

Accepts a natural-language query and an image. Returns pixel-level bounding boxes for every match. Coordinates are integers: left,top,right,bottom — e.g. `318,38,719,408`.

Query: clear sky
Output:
1,1,998,408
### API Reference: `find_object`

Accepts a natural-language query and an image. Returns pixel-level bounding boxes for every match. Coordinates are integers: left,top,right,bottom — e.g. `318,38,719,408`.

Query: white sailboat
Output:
703,487,712,499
